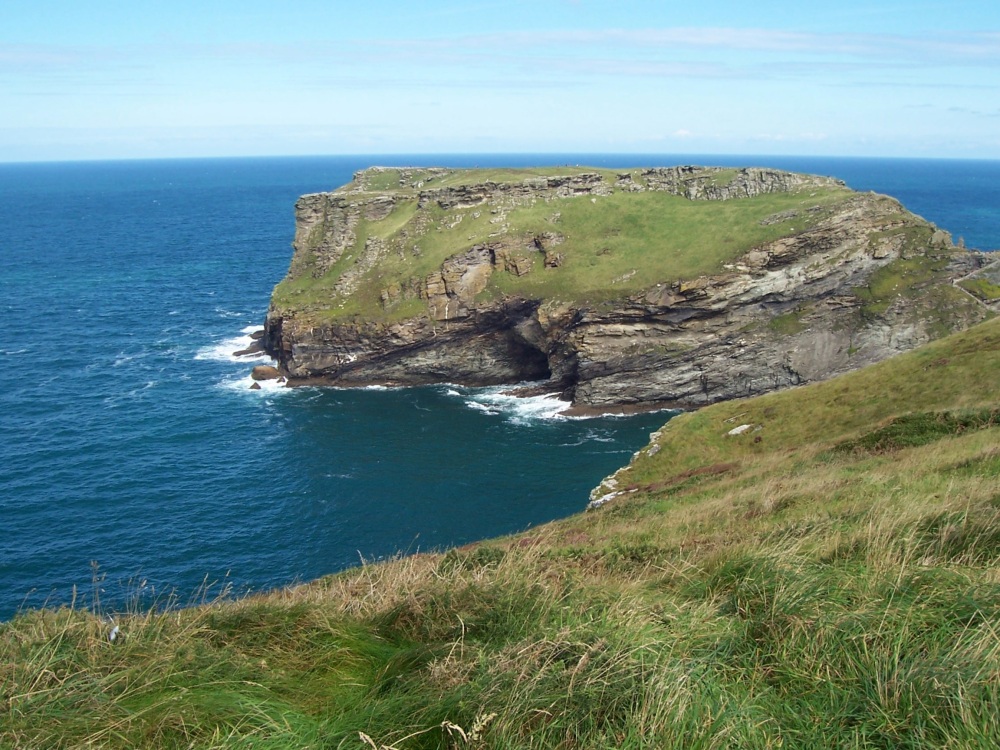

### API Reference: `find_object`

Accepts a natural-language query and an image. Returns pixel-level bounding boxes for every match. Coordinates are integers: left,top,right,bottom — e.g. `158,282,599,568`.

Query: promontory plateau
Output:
261,166,999,408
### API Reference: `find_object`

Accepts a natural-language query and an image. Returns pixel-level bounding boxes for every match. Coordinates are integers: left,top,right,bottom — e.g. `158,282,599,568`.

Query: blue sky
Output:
2,0,999,161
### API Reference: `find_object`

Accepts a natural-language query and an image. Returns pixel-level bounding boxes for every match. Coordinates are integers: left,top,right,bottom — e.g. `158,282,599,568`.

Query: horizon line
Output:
2,151,1000,167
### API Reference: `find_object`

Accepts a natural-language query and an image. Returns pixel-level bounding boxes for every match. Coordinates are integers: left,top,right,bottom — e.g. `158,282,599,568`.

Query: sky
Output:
2,0,999,162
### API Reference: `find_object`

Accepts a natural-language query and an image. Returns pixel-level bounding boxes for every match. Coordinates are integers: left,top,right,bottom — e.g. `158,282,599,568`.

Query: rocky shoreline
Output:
259,166,1000,409
238,331,677,417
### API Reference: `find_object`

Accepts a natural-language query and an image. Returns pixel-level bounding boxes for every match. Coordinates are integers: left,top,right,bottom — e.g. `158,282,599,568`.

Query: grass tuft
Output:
834,408,1000,454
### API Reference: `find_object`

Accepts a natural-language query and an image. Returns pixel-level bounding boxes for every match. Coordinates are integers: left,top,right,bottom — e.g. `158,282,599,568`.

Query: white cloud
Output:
446,28,1000,65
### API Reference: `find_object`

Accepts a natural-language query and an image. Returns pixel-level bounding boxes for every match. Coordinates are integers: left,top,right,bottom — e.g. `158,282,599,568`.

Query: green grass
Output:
428,166,619,188
833,408,1000,454
363,169,408,192
5,317,1000,748
272,167,854,324
960,276,1000,302
480,189,842,303
845,247,991,341
767,306,811,335
853,252,949,317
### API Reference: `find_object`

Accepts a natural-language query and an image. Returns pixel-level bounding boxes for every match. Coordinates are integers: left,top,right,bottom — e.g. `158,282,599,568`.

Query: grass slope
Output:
4,319,1000,748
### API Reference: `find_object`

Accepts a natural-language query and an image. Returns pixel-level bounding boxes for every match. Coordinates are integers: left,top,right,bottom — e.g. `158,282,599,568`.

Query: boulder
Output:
251,365,282,381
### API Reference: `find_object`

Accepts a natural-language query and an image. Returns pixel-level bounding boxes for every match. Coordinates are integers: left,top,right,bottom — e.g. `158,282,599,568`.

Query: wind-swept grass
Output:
5,319,1000,748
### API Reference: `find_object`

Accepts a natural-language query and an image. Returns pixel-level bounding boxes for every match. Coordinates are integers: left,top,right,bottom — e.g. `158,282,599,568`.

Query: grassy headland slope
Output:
5,317,1000,748
271,167,852,323
263,166,996,409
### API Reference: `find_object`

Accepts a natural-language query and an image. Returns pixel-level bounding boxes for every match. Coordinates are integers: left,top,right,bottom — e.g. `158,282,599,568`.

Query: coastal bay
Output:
1,154,998,620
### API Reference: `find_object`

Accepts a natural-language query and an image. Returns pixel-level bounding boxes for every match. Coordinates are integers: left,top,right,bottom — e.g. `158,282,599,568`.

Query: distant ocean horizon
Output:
2,153,997,620
4,153,999,250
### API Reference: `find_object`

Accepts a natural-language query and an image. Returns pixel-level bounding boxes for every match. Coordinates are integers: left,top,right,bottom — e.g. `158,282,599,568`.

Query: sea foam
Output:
195,325,271,364
454,385,572,424
219,372,289,394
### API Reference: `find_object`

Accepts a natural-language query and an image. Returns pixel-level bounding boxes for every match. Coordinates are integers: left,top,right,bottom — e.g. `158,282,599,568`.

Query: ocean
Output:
1,154,997,620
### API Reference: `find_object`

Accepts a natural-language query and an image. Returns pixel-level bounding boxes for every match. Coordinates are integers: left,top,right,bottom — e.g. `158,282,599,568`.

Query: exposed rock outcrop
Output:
263,166,997,409
251,365,282,381
642,166,829,200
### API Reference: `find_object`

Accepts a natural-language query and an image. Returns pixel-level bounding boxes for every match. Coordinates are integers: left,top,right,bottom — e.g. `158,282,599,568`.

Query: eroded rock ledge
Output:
263,166,997,409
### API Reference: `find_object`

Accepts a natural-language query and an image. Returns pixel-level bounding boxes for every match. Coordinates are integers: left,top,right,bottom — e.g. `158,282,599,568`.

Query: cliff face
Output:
263,166,997,409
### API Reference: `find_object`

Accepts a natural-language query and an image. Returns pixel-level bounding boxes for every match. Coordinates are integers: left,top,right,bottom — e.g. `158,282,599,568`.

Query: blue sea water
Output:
1,154,998,620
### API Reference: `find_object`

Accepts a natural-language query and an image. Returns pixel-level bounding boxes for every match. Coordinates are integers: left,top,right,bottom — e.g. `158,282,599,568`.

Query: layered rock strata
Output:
263,166,997,409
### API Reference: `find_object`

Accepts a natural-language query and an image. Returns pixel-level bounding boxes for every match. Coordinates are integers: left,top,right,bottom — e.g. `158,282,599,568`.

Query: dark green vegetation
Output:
5,318,1000,748
833,408,1000,454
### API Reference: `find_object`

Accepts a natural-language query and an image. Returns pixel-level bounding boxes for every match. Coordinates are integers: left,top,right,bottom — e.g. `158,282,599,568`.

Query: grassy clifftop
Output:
5,317,1000,748
270,166,859,324
262,165,994,409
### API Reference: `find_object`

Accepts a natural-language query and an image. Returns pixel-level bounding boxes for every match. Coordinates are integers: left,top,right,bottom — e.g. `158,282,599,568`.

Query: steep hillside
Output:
263,165,997,408
6,317,1000,748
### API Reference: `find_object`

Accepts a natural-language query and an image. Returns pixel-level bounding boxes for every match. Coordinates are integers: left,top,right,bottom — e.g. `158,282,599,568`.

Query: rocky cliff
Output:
263,166,998,409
